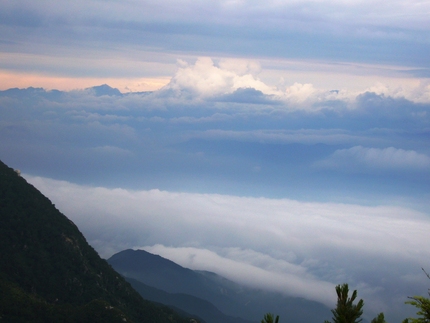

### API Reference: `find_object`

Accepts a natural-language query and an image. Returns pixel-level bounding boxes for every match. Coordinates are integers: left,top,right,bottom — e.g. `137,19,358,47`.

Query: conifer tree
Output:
404,269,430,323
371,313,387,323
261,313,279,323
324,284,364,323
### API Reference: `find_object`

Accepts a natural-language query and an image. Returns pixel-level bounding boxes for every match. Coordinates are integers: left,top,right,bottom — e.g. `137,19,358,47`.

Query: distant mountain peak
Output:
108,248,331,323
88,84,123,97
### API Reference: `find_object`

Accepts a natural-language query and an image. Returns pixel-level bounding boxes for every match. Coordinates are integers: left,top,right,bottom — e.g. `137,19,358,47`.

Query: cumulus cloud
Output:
161,57,279,98
284,82,320,103
364,81,430,104
24,175,430,319
2,0,430,98
157,58,335,106
155,58,430,107
317,146,430,171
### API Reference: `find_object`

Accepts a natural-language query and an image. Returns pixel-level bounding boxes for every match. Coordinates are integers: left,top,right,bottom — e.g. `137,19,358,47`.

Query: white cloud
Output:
24,175,430,317
157,58,430,106
218,58,262,76
162,57,279,98
3,0,430,100
159,57,335,106
365,81,430,103
283,82,319,103
317,146,430,171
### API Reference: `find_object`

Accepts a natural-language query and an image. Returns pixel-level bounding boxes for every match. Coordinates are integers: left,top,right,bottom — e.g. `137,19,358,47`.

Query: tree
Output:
405,269,430,323
371,313,387,323
324,284,364,323
261,313,279,323
405,297,430,323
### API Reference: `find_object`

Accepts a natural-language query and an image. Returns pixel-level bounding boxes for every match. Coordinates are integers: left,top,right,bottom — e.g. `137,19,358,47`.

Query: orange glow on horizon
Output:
0,71,170,93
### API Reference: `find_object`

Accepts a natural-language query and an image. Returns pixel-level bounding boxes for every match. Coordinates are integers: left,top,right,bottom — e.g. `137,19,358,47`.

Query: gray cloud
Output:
4,0,429,35
317,146,430,172
192,129,384,146
1,74,429,203
2,0,430,75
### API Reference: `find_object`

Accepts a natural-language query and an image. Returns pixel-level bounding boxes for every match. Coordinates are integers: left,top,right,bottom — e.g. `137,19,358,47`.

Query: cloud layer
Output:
0,58,429,322
317,146,430,171
25,175,430,321
1,60,429,208
159,58,430,104
1,0,430,91
1,1,430,321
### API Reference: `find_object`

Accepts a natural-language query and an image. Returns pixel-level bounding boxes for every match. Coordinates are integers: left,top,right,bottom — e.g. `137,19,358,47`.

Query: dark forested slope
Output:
0,160,197,323
108,249,331,323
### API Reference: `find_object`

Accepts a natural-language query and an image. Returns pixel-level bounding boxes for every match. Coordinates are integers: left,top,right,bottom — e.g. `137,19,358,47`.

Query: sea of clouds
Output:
1,57,430,321
25,174,430,321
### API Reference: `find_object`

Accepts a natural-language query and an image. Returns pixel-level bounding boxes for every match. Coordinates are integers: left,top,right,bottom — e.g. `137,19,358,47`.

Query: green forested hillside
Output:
0,160,198,323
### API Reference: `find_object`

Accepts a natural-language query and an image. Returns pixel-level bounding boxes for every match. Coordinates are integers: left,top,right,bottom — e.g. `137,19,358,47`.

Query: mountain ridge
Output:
108,249,331,323
125,276,252,323
0,159,199,323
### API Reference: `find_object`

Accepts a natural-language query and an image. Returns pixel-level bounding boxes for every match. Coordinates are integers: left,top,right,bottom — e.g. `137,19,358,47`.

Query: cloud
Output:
143,245,336,307
157,58,346,107
24,175,430,320
91,145,133,156
1,2,430,318
1,83,429,206
2,0,430,98
161,57,279,98
317,146,430,172
169,113,233,124
192,129,381,146
4,0,429,35
155,58,430,107
214,87,278,105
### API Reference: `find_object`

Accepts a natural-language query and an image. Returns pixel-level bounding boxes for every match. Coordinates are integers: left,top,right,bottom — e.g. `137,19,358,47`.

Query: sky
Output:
1,0,430,321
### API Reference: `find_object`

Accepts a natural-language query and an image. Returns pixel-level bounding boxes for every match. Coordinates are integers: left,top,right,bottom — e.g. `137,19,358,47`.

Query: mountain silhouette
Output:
89,84,123,96
0,159,198,323
108,249,331,323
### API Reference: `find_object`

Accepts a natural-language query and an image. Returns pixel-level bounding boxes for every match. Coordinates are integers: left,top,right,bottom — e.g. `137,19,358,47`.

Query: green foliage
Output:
261,313,279,323
371,313,387,323
325,284,364,323
405,296,430,323
0,277,134,323
404,269,430,323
